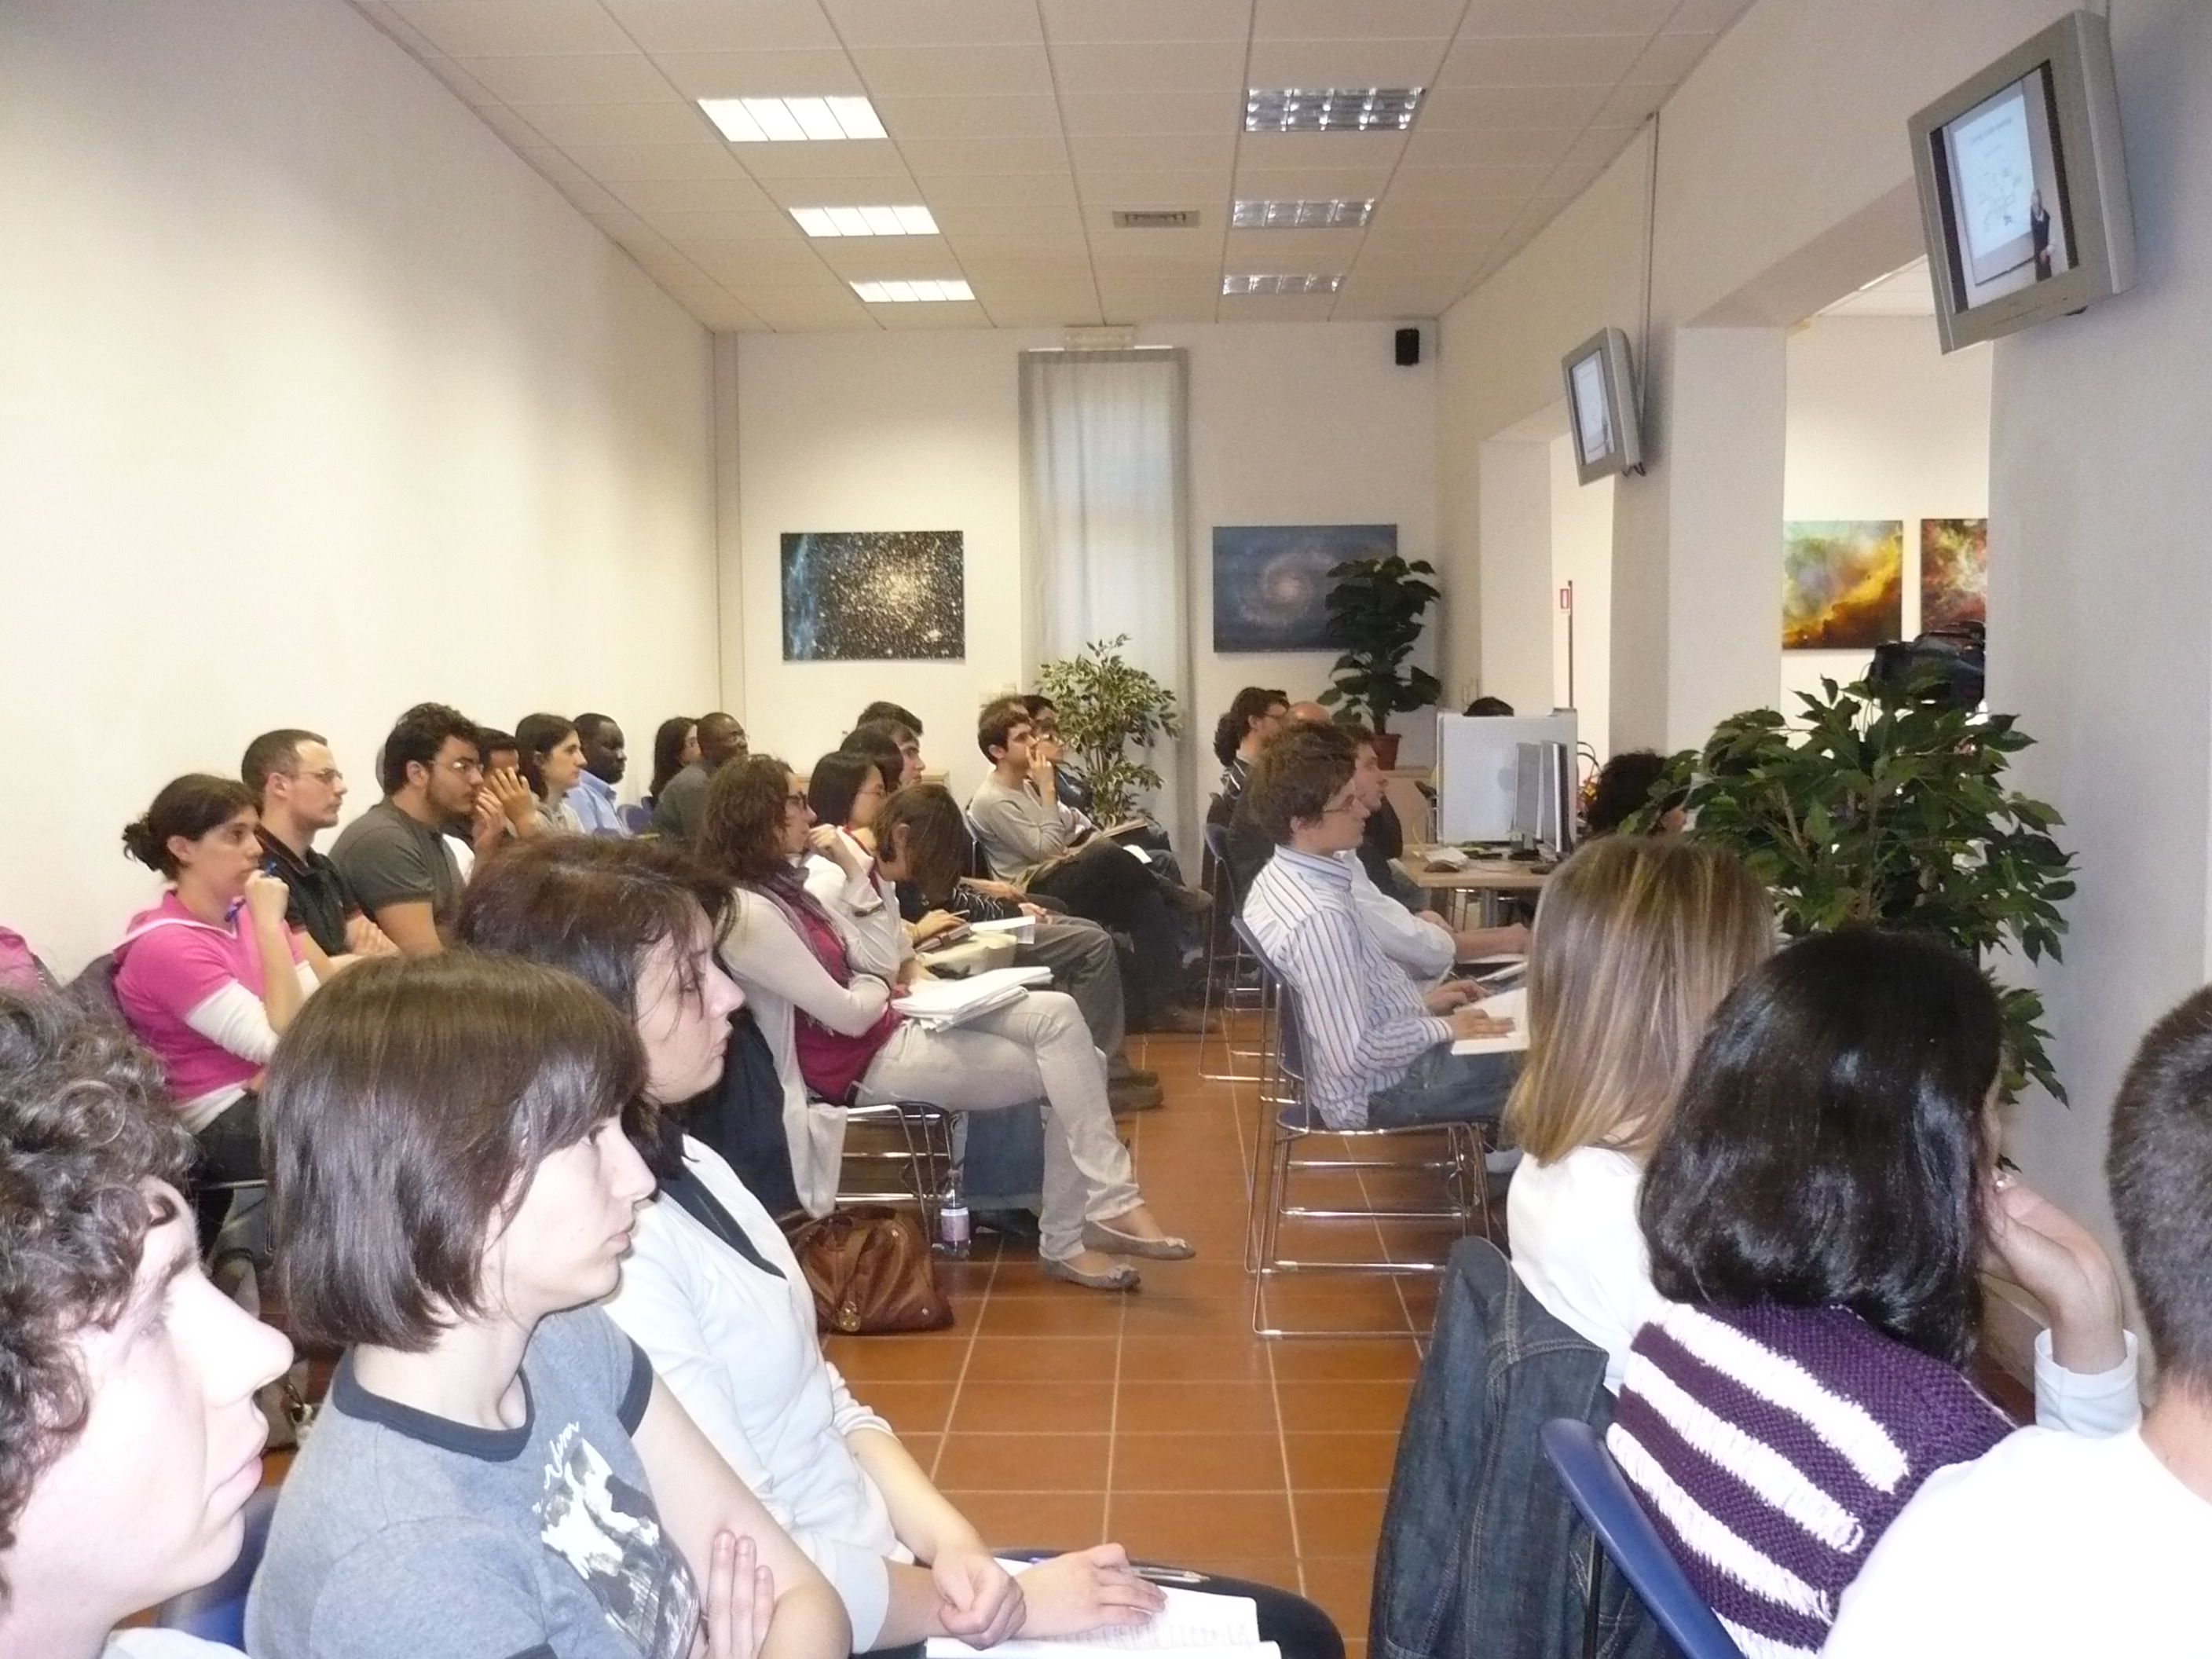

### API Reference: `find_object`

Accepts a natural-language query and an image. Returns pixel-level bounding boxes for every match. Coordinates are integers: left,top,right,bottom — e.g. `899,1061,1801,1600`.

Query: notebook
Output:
896,965,1053,1028
1449,986,1527,1056
925,1563,1276,1659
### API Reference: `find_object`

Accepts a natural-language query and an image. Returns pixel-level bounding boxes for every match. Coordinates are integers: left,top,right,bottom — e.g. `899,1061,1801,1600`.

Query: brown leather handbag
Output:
782,1206,954,1335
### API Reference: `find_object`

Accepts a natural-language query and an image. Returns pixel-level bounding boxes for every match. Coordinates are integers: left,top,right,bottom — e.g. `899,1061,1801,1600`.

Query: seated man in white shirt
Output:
1240,721,1517,1131
1824,987,2211,1656
0,988,295,1659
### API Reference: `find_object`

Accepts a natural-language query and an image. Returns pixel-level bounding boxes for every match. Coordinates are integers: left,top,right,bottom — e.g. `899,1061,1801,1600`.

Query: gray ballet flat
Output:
1042,1255,1142,1291
1083,1221,1197,1261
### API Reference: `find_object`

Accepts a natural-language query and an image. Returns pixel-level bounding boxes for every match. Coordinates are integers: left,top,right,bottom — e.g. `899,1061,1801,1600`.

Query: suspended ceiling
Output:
348,0,1754,331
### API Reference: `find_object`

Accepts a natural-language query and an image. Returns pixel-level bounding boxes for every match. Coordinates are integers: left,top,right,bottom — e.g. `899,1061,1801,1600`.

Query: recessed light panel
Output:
793,205,939,238
1232,199,1376,229
1244,88,1421,133
698,97,886,142
851,279,975,303
1221,273,1342,295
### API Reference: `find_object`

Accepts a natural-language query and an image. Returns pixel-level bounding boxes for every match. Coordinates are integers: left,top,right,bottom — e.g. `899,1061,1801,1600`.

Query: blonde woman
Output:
1503,834,1771,1389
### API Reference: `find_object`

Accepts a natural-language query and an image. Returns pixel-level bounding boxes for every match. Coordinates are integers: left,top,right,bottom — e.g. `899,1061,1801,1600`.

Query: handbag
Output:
782,1205,954,1335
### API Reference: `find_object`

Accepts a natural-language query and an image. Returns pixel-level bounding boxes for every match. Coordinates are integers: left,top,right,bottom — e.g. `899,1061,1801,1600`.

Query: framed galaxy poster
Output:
1212,523,1391,653
781,530,965,661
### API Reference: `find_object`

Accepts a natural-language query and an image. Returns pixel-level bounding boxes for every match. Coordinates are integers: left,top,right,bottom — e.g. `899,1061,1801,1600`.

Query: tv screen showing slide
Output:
1940,65,2071,309
1569,350,1613,468
1559,326,1642,485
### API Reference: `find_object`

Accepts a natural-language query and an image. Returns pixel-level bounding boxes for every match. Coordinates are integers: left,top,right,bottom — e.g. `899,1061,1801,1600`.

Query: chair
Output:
833,1097,954,1235
1539,1419,1746,1659
618,802,653,834
155,1485,277,1643
1233,917,1491,1335
1197,819,1265,1082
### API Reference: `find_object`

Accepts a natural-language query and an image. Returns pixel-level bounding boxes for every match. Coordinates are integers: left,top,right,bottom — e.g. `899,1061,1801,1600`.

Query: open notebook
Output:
925,1563,1276,1659
897,964,1054,1029
1449,985,1527,1056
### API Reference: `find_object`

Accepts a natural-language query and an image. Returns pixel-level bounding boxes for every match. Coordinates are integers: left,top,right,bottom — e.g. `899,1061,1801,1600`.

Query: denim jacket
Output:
1372,1238,1665,1659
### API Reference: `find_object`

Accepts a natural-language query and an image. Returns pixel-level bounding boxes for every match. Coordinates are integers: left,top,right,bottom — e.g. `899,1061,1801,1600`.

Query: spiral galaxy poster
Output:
1211,523,1390,653
781,530,965,661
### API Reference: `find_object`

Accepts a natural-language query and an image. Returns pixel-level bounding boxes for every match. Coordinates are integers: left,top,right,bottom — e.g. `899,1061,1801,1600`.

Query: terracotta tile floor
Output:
824,1026,1477,1657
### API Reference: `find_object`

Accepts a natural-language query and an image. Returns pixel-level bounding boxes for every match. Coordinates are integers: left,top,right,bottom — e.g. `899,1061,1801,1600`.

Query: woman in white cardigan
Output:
699,756,1188,1292
450,837,1173,1655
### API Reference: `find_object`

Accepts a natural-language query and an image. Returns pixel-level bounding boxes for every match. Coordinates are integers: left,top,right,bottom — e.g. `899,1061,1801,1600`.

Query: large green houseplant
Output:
1317,555,1443,758
1638,674,2076,1101
1035,635,1181,825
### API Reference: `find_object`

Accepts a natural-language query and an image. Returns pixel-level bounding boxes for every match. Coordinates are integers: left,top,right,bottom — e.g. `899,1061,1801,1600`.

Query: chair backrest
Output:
617,802,653,834
65,952,123,1023
1539,1419,1745,1659
1229,917,1308,1087
155,1485,278,1644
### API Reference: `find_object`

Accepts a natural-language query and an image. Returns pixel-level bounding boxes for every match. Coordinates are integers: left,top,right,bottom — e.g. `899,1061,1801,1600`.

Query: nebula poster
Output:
781,530,964,661
1212,524,1391,653
1920,517,1988,632
1782,520,1904,650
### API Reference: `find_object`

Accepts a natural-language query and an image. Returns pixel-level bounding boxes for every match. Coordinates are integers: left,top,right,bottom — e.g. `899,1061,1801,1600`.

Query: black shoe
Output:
972,1207,1042,1243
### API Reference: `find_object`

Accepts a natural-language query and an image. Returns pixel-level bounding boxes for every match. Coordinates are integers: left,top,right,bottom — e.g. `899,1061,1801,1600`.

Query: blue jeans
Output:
1366,1044,1518,1130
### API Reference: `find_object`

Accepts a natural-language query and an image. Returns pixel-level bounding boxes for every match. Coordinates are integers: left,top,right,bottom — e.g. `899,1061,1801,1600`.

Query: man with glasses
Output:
328,703,482,956
1240,721,1515,1131
241,728,396,961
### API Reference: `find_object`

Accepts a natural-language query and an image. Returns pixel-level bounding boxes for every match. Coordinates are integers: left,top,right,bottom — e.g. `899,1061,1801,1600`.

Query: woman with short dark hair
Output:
249,951,848,1659
1609,929,2137,1657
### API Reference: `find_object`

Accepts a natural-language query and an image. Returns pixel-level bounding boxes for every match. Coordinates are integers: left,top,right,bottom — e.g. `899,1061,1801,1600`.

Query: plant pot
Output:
1372,732,1401,770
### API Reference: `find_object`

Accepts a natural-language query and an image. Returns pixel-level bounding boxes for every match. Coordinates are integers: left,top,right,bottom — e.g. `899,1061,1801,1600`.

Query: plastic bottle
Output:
937,1168,971,1258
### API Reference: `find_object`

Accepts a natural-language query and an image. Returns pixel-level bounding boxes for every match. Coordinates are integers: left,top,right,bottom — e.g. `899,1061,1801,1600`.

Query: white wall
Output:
1549,437,1613,762
731,322,1437,804
1781,317,1992,714
0,0,717,973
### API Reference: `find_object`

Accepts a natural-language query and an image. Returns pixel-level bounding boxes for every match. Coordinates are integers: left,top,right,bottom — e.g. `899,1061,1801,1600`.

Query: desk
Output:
1393,847,1551,926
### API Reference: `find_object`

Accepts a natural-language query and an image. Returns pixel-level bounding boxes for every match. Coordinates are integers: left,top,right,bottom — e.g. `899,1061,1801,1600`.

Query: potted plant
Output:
1317,555,1443,767
1035,635,1182,826
1635,673,2076,1100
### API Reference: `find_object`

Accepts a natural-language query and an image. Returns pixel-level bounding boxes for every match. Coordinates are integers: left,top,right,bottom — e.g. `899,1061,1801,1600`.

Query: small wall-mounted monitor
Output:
1560,327,1643,485
1908,9,2135,353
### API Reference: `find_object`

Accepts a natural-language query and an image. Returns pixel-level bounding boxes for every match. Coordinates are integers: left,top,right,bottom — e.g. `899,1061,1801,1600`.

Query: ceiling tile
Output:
456,53,678,104
1253,0,1467,38
950,234,1095,268
584,206,676,251
1236,131,1408,173
1403,124,1580,168
510,101,719,145
804,236,961,277
1668,0,1756,31
599,0,842,53
1074,170,1232,206
1221,226,1369,265
850,44,1053,97
872,301,990,328
468,101,552,147
350,2,441,57
1098,287,1221,324
417,53,499,106
1049,40,1247,95
733,141,910,181
1594,79,1668,126
873,96,1062,139
541,168,624,215
1624,31,1719,84
1559,124,1640,170
1231,163,1399,197
739,287,880,328
820,0,1043,48
928,201,1088,236
685,241,839,281
1243,38,1452,86
1387,162,1553,198
603,173,780,214
897,134,1072,176
556,141,750,181
1416,82,1612,129
639,207,799,240
1059,90,1239,137
919,173,1080,207
1217,291,1337,320
1458,0,1676,35
389,0,635,56
1038,0,1252,45
1437,34,1650,86
1369,194,1522,229
648,49,865,98
1068,134,1237,175
979,289,1108,325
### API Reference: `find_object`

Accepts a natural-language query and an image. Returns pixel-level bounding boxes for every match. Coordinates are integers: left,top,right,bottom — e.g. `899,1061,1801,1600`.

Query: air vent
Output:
1064,326,1138,350
1112,209,1202,229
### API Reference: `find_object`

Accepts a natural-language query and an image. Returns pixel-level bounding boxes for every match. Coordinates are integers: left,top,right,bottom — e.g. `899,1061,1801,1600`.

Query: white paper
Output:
899,965,1053,1027
925,1569,1273,1659
1451,985,1528,1056
969,916,1037,942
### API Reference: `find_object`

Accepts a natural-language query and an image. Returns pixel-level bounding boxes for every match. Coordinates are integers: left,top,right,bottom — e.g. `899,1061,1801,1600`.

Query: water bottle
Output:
937,1169,971,1258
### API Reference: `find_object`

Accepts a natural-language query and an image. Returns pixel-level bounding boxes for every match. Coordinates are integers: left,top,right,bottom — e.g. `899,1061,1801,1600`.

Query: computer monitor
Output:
1513,741,1577,857
1436,712,1578,841
1560,326,1644,485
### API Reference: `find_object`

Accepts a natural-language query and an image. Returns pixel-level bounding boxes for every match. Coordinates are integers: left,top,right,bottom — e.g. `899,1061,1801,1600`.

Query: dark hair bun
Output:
120,816,164,870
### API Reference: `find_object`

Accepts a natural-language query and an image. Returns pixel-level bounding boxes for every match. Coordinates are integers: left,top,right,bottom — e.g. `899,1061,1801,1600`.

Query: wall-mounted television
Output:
1560,326,1643,485
1908,9,2135,353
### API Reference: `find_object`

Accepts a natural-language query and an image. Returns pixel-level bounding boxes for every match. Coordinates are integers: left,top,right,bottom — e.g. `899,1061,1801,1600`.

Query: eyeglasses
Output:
784,793,808,810
445,758,485,778
299,767,343,786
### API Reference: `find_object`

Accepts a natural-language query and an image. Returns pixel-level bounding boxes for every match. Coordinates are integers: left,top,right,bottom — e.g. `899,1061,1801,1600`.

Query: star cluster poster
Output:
781,530,965,661
1212,523,1391,653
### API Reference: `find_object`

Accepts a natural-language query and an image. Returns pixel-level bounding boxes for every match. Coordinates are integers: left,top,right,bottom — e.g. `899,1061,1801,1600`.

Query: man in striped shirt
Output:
1240,722,1516,1130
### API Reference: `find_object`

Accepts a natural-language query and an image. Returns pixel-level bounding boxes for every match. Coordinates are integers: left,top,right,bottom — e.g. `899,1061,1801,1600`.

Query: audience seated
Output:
646,716,701,811
874,783,1160,1113
1582,750,1685,837
242,727,394,961
0,988,296,1659
1610,929,2137,1657
844,718,924,789
1501,835,1770,1388
1211,686,1287,806
327,702,479,954
966,703,1203,1035
465,725,546,859
654,711,747,844
1463,696,1514,716
1280,702,1415,906
1826,983,2212,1654
570,712,632,837
700,754,1190,1291
247,952,848,1659
1016,694,1093,815
856,700,922,737
452,837,1204,1654
515,712,588,836
1240,723,1516,1130
114,775,322,1199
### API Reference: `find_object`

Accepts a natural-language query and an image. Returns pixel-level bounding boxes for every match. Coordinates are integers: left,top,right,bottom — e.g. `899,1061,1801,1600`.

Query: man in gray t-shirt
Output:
328,800,460,931
246,1307,700,1659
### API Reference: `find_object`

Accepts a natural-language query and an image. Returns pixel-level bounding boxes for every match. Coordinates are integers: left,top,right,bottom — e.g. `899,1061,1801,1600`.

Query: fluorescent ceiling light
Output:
1232,198,1375,229
792,204,939,238
851,279,975,303
1222,273,1342,295
698,96,886,142
1244,88,1422,133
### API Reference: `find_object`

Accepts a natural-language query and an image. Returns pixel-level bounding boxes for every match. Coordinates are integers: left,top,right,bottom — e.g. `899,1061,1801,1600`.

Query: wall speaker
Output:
1394,326,1421,366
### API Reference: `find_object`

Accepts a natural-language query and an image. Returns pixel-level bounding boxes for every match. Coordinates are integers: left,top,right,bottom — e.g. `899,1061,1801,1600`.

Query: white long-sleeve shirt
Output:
603,1135,907,1647
1507,1146,1661,1393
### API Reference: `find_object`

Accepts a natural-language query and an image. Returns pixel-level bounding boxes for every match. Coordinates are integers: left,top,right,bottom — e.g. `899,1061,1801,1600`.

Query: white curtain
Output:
1020,348,1195,863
